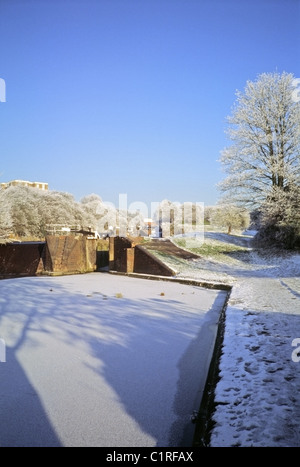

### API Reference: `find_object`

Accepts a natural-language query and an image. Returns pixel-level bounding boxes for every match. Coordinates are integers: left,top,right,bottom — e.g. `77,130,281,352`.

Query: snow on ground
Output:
1,231,299,447
0,273,227,447
168,232,300,447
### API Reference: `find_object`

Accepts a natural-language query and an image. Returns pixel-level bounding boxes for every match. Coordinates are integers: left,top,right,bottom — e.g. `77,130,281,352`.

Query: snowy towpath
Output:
168,233,300,447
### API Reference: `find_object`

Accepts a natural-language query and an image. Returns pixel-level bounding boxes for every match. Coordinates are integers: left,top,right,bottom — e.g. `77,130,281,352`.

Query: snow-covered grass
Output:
166,231,300,447
149,232,253,286
174,235,250,263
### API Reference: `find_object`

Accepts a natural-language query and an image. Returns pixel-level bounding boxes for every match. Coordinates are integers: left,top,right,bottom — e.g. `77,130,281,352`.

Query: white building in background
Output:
0,180,49,190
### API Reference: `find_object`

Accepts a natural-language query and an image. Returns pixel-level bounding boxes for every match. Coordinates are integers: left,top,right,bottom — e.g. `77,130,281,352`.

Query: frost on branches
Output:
210,204,250,235
219,72,300,248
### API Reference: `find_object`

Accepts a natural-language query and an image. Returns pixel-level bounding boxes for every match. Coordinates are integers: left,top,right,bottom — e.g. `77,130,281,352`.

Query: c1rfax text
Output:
106,451,194,463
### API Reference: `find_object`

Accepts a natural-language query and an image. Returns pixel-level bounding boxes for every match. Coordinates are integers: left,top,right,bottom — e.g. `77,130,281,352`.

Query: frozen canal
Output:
0,273,227,447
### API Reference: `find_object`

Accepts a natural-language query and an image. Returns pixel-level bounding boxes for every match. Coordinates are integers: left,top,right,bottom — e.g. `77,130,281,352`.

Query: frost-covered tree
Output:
40,190,84,233
219,72,300,208
152,200,203,237
0,189,13,239
0,186,90,238
127,211,145,236
7,187,41,237
80,194,120,235
80,193,106,228
204,206,214,225
210,204,250,234
219,72,300,247
255,184,300,248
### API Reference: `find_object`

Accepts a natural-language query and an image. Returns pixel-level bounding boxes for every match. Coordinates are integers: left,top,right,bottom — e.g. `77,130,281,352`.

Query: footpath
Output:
169,234,300,447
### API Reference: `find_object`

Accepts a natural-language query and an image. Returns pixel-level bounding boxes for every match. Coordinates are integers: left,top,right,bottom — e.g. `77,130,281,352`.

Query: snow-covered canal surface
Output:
0,273,227,447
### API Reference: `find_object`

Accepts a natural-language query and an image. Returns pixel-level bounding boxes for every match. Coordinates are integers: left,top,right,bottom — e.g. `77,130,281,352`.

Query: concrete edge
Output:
108,270,233,292
192,292,230,447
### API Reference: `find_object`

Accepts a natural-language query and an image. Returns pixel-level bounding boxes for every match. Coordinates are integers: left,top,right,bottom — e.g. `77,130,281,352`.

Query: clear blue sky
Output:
1,0,299,210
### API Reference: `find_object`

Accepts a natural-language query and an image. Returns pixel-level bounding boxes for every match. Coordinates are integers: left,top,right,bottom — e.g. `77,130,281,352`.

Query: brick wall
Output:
109,236,132,272
134,245,174,276
0,242,45,278
44,235,97,275
0,236,174,279
0,236,97,278
109,237,175,277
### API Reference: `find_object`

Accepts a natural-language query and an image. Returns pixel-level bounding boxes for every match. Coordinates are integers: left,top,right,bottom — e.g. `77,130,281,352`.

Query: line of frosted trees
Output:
0,187,136,239
0,186,204,240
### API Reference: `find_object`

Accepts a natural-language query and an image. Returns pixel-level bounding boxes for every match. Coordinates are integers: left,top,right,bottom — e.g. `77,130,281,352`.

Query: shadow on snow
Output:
0,274,226,446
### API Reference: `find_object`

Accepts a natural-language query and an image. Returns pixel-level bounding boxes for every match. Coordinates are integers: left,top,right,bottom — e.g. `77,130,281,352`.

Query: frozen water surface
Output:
0,273,227,447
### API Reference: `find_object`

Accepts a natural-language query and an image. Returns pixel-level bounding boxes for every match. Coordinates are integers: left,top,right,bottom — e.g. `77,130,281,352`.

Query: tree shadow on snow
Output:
0,274,227,447
0,347,62,447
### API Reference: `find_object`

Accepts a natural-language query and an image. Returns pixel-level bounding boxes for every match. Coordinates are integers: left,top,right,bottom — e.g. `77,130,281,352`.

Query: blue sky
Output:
1,0,299,209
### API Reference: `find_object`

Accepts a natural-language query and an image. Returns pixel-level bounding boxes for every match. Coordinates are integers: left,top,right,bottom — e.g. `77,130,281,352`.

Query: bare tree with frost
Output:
219,72,300,247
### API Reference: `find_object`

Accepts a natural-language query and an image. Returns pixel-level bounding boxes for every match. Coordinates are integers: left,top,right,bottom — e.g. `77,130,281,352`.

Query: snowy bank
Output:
168,233,300,447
